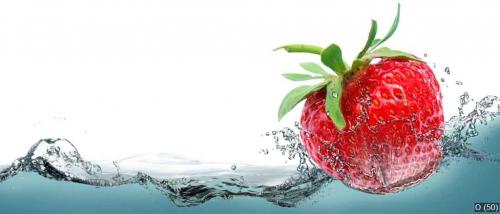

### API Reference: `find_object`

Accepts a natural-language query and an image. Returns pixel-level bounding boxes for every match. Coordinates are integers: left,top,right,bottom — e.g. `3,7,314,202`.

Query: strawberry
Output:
275,4,443,194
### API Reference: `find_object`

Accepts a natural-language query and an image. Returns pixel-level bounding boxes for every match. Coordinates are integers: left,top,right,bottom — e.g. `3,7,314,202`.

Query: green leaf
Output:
370,39,381,48
282,73,323,81
325,76,346,130
320,43,348,75
356,19,378,59
370,3,400,50
273,44,323,55
299,62,328,76
365,47,422,61
278,81,330,121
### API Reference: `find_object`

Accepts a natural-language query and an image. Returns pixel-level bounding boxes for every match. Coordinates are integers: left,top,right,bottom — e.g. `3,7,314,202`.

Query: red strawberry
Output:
275,4,444,194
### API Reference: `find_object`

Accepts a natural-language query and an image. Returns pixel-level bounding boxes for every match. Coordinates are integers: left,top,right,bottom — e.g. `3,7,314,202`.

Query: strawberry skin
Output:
275,4,444,193
300,58,444,194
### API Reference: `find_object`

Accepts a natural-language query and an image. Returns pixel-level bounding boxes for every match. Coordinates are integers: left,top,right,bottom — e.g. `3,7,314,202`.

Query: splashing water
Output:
0,137,331,207
441,93,500,163
0,93,499,207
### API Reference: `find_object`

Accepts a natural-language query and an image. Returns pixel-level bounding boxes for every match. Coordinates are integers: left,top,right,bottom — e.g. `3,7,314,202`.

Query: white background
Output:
0,0,499,164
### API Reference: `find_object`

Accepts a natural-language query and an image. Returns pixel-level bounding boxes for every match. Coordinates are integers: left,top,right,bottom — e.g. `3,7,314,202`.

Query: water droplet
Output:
331,92,338,98
423,53,428,57
460,92,470,106
456,81,463,86
440,78,445,82
230,165,237,170
265,132,270,136
12,159,21,168
444,67,450,74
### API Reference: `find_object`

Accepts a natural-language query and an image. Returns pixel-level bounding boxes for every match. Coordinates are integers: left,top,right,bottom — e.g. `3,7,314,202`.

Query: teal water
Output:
0,119,499,214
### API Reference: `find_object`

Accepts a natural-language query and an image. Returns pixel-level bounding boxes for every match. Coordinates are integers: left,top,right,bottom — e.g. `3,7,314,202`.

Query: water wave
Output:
0,93,499,207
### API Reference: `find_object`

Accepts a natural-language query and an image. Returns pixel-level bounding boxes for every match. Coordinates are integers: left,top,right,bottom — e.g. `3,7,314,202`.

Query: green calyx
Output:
275,3,422,130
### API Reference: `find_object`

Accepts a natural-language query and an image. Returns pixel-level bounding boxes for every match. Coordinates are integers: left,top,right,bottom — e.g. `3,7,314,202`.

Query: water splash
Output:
0,138,331,207
263,93,500,170
0,93,499,207
441,93,500,163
